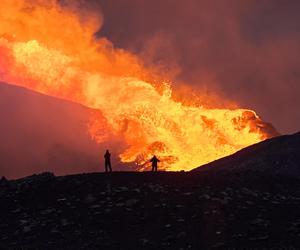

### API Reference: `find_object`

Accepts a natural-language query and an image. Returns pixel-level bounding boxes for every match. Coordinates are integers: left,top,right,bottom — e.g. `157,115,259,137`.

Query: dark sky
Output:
93,0,300,134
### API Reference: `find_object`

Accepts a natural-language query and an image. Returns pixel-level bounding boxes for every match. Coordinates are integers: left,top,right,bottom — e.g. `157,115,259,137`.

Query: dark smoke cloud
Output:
95,0,300,134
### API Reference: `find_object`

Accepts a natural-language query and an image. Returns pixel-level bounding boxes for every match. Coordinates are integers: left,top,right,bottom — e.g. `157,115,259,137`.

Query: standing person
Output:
104,149,112,172
150,155,160,172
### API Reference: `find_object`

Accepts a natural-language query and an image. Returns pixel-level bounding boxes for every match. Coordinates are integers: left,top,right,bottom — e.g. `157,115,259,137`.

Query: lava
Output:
0,0,277,171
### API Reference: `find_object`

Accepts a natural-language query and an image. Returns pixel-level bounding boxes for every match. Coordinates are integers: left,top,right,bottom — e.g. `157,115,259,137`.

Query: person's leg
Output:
105,162,108,172
109,162,112,172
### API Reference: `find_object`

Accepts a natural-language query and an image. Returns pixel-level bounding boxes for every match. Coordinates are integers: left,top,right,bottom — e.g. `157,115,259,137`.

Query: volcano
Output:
0,0,281,172
0,1,298,249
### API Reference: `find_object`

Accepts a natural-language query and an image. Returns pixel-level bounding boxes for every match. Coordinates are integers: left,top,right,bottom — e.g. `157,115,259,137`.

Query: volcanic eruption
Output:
0,0,278,171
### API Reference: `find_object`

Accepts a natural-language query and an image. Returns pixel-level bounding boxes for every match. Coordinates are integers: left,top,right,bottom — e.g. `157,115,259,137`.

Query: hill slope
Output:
0,82,103,178
192,132,300,177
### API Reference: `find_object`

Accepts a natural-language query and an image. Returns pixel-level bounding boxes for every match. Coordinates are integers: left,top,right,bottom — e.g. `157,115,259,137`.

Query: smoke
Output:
97,0,300,134
0,0,280,176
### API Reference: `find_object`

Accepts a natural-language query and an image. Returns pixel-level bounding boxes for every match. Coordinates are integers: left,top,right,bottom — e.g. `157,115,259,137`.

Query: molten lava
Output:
0,0,277,171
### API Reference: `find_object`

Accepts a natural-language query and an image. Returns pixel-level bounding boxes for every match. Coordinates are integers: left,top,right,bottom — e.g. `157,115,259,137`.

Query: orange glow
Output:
0,0,276,171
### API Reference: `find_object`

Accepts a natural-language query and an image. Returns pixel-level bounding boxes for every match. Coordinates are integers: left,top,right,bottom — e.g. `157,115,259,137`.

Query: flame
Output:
0,0,277,171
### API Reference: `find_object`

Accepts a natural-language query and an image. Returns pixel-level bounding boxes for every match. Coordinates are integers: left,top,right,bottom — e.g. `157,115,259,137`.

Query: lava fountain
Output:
0,0,278,171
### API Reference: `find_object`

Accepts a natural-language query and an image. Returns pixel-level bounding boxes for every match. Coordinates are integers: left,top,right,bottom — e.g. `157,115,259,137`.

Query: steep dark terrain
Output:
0,132,300,249
193,132,300,177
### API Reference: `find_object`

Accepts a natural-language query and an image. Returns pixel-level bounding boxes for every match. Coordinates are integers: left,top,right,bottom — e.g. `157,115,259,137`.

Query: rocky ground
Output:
0,171,300,250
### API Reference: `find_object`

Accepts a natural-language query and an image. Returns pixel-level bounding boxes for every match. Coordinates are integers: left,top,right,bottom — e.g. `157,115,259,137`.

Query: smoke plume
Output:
0,0,281,177
98,0,300,134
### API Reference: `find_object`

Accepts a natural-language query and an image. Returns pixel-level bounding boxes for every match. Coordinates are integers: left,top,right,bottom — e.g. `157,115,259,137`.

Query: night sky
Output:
95,0,300,134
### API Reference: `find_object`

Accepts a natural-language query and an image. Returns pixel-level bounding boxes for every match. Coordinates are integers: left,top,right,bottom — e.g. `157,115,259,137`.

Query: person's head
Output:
106,149,109,153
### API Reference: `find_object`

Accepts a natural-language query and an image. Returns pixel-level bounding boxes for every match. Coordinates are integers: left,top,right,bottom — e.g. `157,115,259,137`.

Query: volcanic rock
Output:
0,132,300,249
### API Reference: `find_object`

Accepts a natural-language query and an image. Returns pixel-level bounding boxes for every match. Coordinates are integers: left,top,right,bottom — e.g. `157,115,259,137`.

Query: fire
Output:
0,0,277,171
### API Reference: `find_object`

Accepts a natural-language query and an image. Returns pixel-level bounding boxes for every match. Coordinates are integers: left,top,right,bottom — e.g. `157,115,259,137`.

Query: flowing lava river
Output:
0,0,278,171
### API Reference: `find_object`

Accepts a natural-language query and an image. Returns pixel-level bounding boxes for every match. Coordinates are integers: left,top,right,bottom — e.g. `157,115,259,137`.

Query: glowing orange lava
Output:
0,0,277,171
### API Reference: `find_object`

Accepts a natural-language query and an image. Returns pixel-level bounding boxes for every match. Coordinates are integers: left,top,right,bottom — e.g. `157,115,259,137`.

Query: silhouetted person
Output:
150,155,160,172
104,149,112,172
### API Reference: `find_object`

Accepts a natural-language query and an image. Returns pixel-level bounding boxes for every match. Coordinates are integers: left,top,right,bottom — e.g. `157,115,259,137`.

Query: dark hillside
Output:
193,132,300,178
0,169,300,249
0,82,107,178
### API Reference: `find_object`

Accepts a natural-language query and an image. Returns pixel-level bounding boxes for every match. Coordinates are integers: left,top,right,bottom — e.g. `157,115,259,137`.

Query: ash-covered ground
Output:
0,170,300,250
